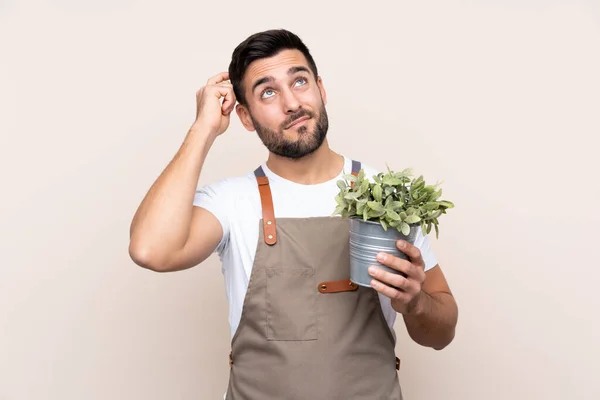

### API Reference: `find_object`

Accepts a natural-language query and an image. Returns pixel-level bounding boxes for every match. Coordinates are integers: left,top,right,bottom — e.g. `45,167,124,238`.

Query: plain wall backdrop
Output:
1,0,599,399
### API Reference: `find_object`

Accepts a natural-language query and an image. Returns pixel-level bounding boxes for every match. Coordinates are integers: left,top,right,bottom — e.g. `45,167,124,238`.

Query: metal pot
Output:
348,217,419,288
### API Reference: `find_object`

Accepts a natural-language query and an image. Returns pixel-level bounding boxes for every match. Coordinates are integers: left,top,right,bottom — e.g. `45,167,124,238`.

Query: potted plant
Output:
333,165,454,288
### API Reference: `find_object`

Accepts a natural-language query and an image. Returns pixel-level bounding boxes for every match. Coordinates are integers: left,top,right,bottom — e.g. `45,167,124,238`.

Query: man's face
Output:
236,49,328,159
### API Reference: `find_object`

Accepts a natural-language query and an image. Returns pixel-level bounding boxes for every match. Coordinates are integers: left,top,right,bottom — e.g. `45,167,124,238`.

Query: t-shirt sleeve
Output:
192,181,230,255
413,230,438,272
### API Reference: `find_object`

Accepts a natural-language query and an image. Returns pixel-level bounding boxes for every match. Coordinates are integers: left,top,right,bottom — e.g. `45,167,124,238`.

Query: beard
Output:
250,102,329,159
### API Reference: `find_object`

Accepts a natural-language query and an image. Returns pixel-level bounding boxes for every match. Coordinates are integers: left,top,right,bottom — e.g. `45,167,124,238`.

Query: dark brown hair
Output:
228,29,319,106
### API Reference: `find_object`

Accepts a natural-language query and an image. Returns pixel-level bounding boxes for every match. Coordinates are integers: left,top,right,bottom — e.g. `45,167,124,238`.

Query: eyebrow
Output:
251,66,311,93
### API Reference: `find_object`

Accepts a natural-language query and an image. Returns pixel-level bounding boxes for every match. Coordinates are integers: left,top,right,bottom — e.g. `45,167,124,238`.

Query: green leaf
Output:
399,211,408,220
438,200,454,208
360,179,369,194
357,168,366,182
367,201,384,212
356,200,367,215
400,222,410,236
389,220,401,228
424,202,439,210
344,192,361,201
386,210,401,221
372,184,383,202
333,205,346,216
336,180,347,190
383,176,404,186
412,184,425,194
371,209,386,218
405,214,421,224
380,219,388,231
343,173,357,182
388,201,404,211
426,210,443,220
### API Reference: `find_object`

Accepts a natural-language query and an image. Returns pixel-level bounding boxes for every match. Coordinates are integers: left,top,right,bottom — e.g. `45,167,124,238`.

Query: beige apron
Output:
226,160,402,399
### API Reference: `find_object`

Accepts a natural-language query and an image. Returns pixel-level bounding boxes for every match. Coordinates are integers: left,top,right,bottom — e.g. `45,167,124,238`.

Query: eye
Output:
261,89,275,99
294,77,307,87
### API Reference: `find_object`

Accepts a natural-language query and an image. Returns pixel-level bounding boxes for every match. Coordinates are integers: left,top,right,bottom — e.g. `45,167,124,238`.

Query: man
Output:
129,29,458,399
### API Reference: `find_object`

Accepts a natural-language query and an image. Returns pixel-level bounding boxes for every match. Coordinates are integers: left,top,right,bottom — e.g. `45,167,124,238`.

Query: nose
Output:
281,87,301,114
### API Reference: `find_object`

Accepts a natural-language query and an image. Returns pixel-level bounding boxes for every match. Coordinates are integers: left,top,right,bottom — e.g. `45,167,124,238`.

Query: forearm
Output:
402,291,458,350
129,125,215,265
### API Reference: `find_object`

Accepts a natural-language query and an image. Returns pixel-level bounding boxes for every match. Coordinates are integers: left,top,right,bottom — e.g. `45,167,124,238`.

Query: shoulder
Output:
195,171,257,199
193,169,261,254
193,170,260,221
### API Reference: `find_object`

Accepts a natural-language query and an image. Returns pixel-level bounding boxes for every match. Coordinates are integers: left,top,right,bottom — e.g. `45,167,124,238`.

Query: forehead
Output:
244,49,311,87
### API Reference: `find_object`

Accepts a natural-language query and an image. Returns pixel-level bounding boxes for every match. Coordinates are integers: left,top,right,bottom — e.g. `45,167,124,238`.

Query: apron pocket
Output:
266,267,317,341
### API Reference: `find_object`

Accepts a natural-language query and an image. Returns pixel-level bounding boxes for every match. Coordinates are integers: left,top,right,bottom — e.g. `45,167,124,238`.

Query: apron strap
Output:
253,160,362,245
318,279,359,293
254,166,277,245
350,159,361,187
351,159,361,176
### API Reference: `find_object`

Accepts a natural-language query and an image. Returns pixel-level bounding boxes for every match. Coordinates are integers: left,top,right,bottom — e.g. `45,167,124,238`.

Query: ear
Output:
235,104,255,131
317,75,327,106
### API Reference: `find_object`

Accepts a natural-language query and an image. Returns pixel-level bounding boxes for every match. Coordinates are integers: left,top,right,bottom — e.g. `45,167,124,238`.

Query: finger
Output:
370,278,411,302
210,86,236,114
209,85,232,99
396,240,424,268
376,252,414,277
368,265,409,291
207,72,230,86
221,88,236,114
222,95,235,115
218,83,235,111
197,83,232,99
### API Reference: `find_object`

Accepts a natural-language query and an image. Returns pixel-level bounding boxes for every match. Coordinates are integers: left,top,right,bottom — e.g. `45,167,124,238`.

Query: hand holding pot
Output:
368,240,426,315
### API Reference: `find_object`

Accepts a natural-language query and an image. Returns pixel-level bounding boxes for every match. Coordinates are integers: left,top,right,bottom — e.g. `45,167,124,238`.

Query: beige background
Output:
1,0,599,399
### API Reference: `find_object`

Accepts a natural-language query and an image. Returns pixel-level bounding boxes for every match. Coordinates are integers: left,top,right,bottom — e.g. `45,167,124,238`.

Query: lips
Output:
285,116,311,129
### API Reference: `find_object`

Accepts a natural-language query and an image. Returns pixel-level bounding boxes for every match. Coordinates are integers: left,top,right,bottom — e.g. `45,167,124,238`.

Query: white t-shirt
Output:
193,155,438,343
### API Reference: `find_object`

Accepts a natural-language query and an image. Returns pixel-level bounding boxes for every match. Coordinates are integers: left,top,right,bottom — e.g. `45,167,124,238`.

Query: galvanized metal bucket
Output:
348,217,420,288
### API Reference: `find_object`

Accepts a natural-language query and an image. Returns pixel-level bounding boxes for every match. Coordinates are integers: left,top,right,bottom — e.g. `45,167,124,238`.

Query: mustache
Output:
282,109,314,129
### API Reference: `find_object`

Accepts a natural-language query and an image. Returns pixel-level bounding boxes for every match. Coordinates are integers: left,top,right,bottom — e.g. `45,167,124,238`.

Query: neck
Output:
265,139,344,185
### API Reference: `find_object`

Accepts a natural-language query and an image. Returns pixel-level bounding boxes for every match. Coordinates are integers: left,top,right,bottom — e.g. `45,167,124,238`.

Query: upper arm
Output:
162,206,224,272
422,264,453,296
413,230,450,295
159,180,232,272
